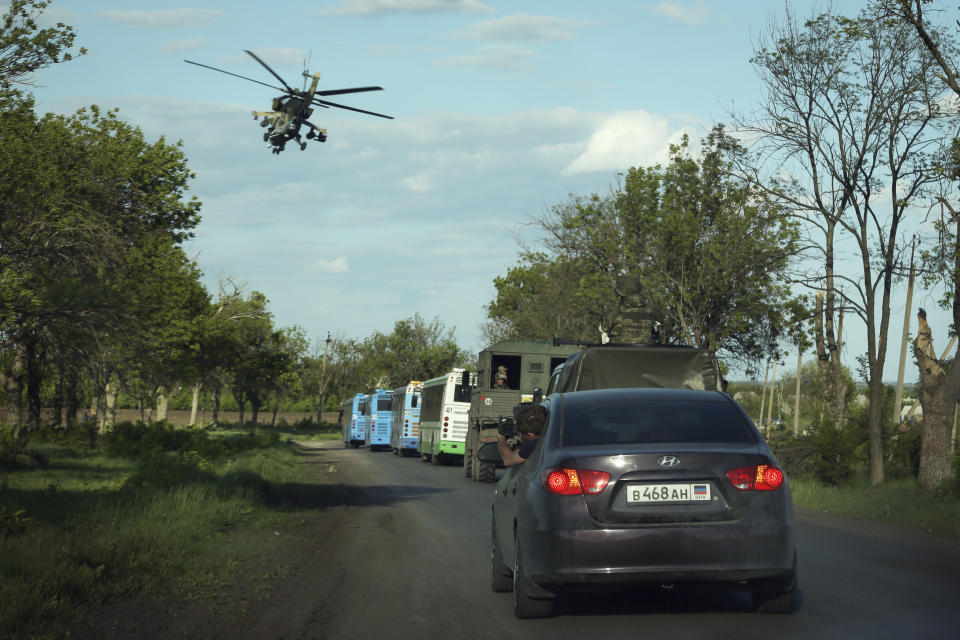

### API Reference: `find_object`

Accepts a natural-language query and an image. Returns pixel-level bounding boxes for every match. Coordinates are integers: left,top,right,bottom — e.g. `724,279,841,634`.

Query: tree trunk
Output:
105,376,119,429
272,393,279,426
65,366,79,430
156,386,169,423
190,382,201,426
212,385,221,425
814,290,847,430
24,331,41,432
914,309,960,490
51,360,64,429
5,341,25,434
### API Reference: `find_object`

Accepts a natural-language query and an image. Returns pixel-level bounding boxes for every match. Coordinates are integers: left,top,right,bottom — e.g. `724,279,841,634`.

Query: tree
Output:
617,128,803,369
0,0,84,91
486,127,802,371
734,4,955,483
0,99,201,434
363,314,471,388
880,0,960,490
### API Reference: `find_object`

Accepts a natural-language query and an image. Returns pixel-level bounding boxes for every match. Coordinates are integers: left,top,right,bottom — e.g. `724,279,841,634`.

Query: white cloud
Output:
402,171,436,192
450,13,589,42
308,256,350,272
563,111,689,175
435,45,537,72
650,1,711,27
161,38,204,54
312,0,495,17
98,9,222,29
239,48,310,68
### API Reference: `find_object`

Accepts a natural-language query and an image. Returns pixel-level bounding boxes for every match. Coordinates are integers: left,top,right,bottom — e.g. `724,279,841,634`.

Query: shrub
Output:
803,422,858,485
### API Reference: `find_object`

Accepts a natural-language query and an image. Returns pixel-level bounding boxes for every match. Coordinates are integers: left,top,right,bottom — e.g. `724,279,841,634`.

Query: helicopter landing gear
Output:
300,142,307,151
260,118,270,127
263,132,270,142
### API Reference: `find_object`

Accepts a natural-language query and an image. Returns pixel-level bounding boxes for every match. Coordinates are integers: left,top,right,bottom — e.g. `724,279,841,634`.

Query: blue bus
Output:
341,393,369,448
390,381,422,457
365,388,393,451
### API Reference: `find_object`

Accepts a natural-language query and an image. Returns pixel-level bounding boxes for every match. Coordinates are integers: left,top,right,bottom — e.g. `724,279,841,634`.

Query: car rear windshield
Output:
561,399,755,446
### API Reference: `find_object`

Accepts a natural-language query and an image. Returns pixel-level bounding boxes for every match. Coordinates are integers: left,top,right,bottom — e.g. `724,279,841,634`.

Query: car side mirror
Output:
477,442,501,463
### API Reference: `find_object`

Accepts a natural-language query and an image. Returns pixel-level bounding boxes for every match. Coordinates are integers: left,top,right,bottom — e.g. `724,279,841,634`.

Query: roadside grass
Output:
790,476,960,536
0,421,333,639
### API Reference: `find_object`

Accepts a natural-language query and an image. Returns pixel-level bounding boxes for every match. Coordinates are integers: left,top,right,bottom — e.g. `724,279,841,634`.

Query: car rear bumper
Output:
521,520,795,592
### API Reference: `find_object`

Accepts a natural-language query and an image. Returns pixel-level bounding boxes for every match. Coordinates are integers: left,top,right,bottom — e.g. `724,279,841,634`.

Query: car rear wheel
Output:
513,537,554,618
490,517,512,593
752,555,797,614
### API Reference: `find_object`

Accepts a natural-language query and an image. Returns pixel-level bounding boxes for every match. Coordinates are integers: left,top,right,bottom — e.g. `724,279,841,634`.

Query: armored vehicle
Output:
546,343,720,395
464,340,576,482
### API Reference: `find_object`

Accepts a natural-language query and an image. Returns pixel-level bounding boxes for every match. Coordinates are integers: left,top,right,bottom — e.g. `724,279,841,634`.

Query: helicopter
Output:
185,50,392,154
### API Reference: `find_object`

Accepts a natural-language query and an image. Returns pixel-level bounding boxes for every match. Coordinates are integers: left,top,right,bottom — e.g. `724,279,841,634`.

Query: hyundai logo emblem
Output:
658,455,680,468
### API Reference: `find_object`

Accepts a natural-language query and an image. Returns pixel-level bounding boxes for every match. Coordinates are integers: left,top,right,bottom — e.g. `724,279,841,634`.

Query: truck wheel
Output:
421,452,431,463
432,451,441,465
513,537,554,618
478,461,496,483
464,448,473,477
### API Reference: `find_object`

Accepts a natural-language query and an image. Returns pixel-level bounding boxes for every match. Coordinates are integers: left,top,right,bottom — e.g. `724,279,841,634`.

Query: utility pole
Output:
317,333,331,427
893,241,915,429
758,358,771,427
794,346,802,435
766,359,778,436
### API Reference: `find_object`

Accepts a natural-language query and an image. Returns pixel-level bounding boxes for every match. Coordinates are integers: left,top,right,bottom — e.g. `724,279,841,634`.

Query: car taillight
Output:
543,468,610,495
726,465,785,491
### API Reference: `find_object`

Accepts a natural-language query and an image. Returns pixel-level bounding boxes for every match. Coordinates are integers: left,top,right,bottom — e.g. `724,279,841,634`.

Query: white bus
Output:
390,381,422,457
417,368,472,465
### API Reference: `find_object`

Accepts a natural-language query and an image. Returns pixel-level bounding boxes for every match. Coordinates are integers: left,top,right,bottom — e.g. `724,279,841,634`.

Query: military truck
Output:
546,343,721,394
463,340,576,482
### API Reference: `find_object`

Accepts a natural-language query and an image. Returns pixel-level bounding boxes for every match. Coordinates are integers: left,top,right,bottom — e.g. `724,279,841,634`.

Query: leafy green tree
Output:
363,314,472,388
1,99,201,434
0,0,84,91
485,127,802,371
875,0,960,491
736,3,955,484
617,128,802,368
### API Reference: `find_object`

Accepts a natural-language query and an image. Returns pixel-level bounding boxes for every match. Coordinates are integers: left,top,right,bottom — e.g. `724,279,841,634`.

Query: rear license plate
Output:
626,483,711,503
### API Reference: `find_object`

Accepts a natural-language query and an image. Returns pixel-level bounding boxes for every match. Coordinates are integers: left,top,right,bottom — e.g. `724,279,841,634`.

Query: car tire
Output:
513,536,554,618
491,517,512,593
752,555,797,614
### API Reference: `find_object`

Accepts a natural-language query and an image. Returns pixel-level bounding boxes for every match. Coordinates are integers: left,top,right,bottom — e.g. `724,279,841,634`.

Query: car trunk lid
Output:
556,443,769,525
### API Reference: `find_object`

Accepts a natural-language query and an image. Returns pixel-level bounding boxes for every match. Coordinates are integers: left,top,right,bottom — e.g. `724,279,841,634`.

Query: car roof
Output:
552,387,730,406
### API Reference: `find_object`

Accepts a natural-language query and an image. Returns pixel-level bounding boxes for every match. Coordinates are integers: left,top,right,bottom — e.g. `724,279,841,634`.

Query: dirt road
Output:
77,440,960,639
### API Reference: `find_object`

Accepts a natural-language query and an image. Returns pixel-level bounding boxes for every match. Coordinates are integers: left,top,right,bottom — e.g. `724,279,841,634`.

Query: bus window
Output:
454,382,472,404
411,395,418,408
378,397,392,411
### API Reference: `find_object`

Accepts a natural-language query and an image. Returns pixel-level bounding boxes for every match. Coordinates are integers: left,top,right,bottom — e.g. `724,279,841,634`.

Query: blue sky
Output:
26,0,956,382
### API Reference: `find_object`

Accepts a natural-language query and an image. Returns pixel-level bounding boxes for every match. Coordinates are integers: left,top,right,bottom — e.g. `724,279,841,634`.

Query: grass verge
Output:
790,476,960,536
0,422,334,639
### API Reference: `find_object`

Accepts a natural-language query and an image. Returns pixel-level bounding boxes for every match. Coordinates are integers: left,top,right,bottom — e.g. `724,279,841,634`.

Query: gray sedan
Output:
486,388,797,618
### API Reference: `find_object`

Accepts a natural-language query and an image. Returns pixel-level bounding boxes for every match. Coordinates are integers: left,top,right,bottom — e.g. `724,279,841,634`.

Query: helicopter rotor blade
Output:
312,98,393,119
317,86,384,97
184,59,288,93
244,49,298,94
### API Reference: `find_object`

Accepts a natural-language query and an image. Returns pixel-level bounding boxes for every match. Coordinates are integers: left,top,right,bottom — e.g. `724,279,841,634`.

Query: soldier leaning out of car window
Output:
497,403,548,467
